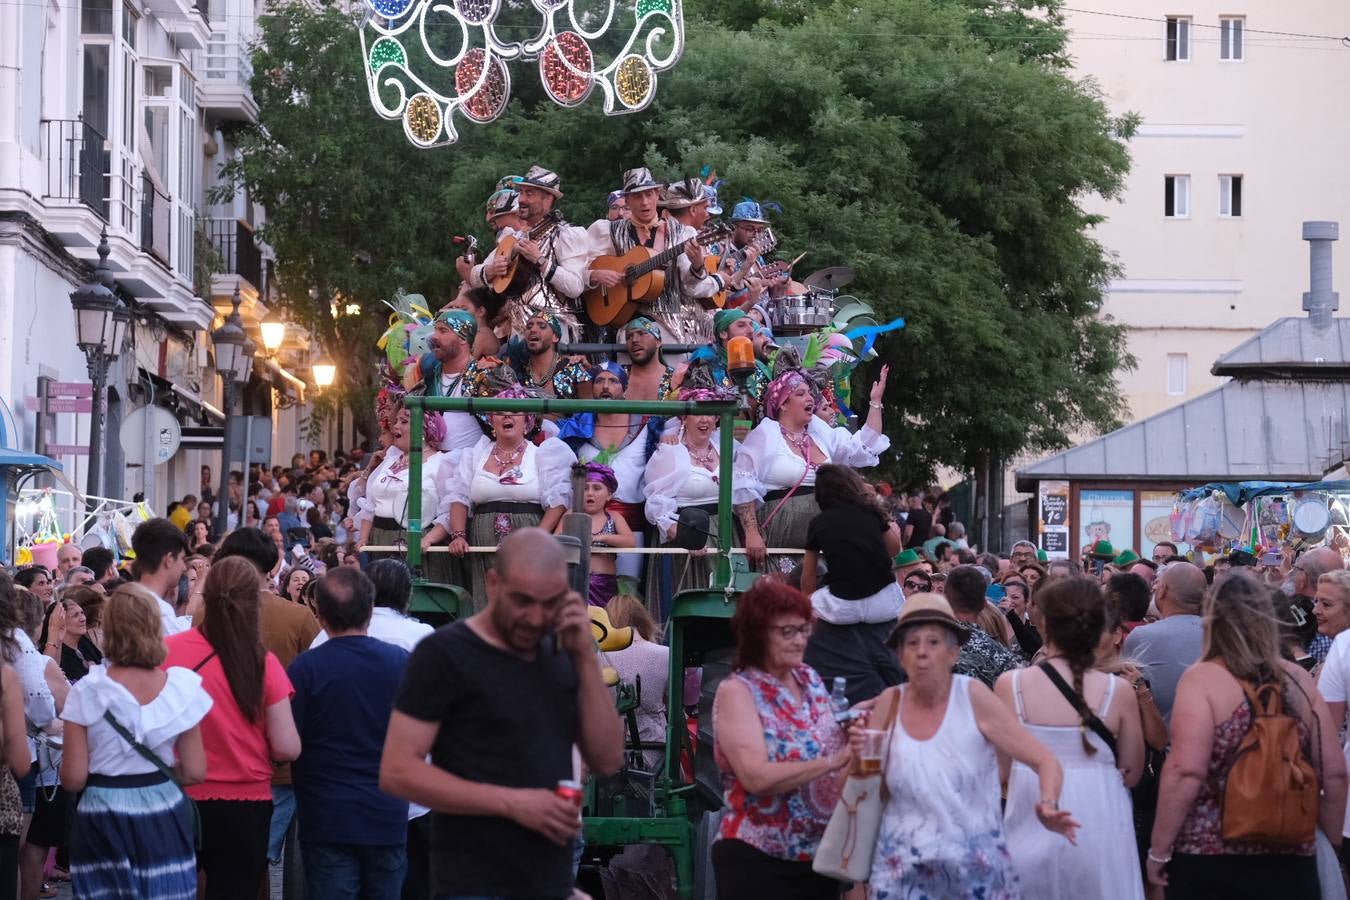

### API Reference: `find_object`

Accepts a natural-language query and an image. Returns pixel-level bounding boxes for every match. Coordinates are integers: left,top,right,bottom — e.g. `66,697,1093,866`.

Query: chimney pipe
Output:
1302,220,1339,330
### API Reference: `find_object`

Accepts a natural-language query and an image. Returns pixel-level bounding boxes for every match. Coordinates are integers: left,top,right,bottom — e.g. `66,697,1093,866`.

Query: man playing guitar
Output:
584,167,724,343
467,166,590,341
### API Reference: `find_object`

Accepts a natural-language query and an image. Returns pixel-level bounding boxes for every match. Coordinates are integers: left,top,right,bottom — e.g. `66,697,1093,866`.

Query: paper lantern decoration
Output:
358,0,685,148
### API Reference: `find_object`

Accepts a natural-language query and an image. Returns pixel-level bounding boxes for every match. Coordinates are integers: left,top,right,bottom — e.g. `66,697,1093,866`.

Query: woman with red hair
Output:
712,580,864,899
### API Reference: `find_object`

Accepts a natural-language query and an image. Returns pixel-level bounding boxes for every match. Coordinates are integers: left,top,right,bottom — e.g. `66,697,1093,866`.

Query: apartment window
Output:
1219,174,1243,217
1167,354,1189,396
1164,175,1190,218
1166,16,1191,61
1220,17,1245,60
80,0,112,34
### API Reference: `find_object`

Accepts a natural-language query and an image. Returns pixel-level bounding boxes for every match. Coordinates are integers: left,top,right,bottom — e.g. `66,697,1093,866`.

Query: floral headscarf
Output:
434,308,478,346
492,384,541,435
762,370,811,421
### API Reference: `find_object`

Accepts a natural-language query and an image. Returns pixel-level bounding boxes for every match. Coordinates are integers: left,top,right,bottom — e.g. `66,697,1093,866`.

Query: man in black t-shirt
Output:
902,493,934,549
380,529,624,899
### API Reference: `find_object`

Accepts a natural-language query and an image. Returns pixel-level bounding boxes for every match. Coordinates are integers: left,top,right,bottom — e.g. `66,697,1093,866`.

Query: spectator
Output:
1151,542,1178,565
60,585,211,898
54,544,83,582
163,556,301,900
1122,561,1207,724
57,592,102,683
942,566,1021,688
902,493,933,549
1148,573,1345,896
1045,558,1079,581
130,518,191,637
208,527,319,871
1312,569,1350,670
289,568,411,899
0,574,37,897
602,596,670,770
80,547,118,587
1106,572,1152,633
60,566,95,590
13,569,52,606
311,559,431,653
67,584,106,654
281,568,311,605
1291,547,1344,664
380,529,623,900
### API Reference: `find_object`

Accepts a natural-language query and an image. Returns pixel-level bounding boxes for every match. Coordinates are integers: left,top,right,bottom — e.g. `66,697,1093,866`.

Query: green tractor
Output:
399,395,750,899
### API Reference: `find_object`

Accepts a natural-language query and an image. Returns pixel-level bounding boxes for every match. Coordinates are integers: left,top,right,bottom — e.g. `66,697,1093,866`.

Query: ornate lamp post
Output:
211,286,256,538
69,229,130,509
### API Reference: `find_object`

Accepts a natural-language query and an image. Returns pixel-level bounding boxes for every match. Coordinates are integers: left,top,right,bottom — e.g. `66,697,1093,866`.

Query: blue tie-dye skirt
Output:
69,772,196,900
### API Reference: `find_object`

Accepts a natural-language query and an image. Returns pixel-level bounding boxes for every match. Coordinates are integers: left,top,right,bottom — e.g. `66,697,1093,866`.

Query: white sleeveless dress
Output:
870,675,1020,899
1003,670,1144,900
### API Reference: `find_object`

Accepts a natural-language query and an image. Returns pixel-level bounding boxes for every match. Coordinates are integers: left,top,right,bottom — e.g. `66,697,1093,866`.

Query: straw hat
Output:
886,593,970,647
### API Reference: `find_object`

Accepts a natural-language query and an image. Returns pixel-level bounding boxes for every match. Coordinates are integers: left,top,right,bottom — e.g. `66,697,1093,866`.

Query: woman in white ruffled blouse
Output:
436,386,576,609
60,584,212,899
738,366,890,575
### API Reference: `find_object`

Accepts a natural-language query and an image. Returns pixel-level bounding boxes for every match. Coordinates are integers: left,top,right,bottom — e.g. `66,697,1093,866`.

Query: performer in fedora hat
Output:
468,165,591,341
584,167,724,343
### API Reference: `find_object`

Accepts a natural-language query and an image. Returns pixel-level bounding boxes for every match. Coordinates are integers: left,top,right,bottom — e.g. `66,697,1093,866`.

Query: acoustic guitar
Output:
705,228,779,310
583,222,731,327
489,214,559,294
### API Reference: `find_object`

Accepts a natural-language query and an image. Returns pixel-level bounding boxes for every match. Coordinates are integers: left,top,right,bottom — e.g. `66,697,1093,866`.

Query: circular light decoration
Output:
614,55,654,109
357,0,686,147
366,0,412,19
404,93,443,145
368,38,406,73
453,0,494,24
540,32,593,106
455,49,509,123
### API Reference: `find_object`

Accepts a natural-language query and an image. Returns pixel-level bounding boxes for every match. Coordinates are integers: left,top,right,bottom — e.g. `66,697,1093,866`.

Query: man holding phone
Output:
380,528,624,898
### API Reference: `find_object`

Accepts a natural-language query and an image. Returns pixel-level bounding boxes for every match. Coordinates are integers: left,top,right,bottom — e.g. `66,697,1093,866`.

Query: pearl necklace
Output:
491,442,524,471
683,439,717,470
782,426,816,469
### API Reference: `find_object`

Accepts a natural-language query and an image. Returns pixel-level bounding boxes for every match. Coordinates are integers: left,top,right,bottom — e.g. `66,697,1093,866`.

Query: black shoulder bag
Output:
1037,661,1117,758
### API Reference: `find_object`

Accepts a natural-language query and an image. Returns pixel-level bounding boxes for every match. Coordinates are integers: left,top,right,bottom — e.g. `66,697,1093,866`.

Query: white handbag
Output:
811,686,899,883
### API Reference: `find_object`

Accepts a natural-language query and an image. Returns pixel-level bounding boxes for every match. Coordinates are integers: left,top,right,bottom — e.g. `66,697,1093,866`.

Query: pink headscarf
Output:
423,412,447,451
492,384,539,434
762,371,810,421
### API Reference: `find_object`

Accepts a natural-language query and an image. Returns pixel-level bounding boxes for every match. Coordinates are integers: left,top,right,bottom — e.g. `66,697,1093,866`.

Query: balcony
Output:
41,119,108,222
199,32,258,122
148,0,210,48
205,217,263,310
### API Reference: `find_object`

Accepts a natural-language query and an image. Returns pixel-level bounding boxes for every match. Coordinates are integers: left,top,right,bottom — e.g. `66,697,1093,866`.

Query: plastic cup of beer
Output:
858,730,886,775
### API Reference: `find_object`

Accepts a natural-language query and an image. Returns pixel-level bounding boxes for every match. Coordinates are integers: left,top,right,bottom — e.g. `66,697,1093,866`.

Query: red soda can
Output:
555,779,583,806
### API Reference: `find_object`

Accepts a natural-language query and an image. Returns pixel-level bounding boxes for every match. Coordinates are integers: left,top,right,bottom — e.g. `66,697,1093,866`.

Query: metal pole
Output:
214,380,234,539
84,350,107,513
406,408,423,572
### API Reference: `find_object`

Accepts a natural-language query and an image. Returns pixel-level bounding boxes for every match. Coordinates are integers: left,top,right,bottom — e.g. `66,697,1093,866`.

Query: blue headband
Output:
590,361,628,389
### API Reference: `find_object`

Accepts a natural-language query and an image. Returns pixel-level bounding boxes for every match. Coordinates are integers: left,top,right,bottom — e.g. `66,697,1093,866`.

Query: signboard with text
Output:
1038,480,1071,559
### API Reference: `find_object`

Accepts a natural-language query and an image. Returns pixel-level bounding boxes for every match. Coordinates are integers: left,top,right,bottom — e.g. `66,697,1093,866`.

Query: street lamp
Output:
311,354,336,388
70,228,129,508
259,308,287,356
211,286,257,538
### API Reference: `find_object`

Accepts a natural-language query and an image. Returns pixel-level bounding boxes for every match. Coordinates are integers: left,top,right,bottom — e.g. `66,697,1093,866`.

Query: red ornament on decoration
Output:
455,49,508,122
540,31,593,106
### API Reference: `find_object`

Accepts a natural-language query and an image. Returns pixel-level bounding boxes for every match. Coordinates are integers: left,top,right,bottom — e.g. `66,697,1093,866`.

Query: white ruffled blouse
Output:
351,448,450,530
643,440,762,537
436,435,576,527
738,418,890,492
62,664,213,776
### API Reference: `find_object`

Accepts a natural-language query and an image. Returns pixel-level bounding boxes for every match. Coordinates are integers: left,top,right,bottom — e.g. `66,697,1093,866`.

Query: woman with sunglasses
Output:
902,571,933,597
712,580,865,899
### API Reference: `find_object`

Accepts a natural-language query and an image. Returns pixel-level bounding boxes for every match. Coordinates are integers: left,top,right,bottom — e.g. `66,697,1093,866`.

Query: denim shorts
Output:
16,765,35,814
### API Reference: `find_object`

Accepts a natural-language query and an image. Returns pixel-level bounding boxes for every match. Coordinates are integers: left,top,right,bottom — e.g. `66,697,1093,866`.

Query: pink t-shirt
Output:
164,628,293,801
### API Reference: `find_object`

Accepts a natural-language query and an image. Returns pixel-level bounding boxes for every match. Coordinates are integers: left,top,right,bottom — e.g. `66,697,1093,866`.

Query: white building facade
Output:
0,0,317,540
1065,1,1350,423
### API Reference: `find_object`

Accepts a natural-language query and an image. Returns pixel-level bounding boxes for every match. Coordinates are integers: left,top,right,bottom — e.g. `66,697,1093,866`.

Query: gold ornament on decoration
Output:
358,0,685,147
615,55,653,109
403,94,442,145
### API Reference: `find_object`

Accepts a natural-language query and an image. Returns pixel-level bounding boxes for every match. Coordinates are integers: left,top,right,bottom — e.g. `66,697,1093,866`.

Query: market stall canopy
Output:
1210,317,1350,379
1179,480,1350,505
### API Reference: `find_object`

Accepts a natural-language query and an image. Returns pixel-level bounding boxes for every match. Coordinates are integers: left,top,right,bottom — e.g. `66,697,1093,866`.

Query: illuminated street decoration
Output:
359,0,684,148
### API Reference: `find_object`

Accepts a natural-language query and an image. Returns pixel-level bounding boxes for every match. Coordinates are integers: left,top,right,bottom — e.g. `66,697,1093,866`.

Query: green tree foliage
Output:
224,0,1133,476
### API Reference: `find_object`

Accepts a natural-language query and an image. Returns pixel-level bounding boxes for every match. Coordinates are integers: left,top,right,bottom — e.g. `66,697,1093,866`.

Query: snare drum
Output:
773,292,835,331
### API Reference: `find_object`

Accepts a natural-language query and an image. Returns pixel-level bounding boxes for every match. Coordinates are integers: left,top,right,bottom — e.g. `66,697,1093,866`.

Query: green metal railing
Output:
400,396,741,589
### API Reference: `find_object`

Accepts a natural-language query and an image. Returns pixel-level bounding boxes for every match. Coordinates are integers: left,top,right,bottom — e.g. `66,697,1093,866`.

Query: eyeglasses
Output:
771,624,812,640
903,580,931,590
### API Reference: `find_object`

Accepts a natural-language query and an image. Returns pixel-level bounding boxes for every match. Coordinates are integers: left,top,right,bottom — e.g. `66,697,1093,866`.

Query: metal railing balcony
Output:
203,216,262,289
139,172,172,266
41,119,109,220
205,31,254,85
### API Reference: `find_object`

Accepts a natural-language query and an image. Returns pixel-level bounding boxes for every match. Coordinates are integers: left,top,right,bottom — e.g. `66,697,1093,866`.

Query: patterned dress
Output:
871,676,1020,900
714,665,844,860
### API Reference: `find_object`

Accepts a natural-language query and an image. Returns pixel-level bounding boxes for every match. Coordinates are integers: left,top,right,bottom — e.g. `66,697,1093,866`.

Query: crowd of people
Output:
1,162,1349,900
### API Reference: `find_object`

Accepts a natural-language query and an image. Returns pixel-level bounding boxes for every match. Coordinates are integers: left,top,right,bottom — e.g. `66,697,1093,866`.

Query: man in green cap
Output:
892,548,929,587
677,308,770,400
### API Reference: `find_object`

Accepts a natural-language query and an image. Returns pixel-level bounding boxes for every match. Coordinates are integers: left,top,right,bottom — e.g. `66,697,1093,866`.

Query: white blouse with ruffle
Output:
61,664,213,775
738,418,890,493
436,435,576,527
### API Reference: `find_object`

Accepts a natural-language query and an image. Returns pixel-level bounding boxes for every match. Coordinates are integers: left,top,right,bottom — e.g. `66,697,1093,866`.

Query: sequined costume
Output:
467,216,591,342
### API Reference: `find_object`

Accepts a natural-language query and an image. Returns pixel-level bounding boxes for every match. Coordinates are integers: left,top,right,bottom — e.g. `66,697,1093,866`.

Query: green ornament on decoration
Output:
636,0,672,16
370,38,406,72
